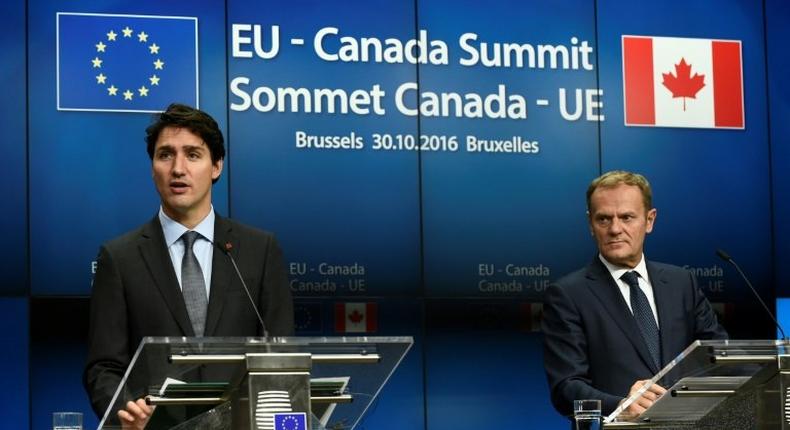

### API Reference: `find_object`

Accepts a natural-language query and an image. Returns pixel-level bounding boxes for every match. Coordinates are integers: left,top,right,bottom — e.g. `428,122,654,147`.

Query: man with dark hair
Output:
144,103,225,176
84,103,294,428
542,170,727,419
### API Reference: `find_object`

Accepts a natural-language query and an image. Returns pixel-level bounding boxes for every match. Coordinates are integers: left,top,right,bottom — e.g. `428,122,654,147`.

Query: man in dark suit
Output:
542,170,727,419
83,104,294,429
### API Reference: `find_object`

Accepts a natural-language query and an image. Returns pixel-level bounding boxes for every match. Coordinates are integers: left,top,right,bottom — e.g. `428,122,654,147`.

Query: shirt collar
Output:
598,253,649,283
159,206,215,247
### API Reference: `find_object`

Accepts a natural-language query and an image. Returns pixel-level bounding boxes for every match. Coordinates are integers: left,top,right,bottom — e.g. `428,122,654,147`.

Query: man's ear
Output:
212,158,224,181
645,208,657,234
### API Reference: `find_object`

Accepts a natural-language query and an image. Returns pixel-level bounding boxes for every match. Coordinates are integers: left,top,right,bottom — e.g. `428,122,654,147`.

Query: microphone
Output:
214,240,270,340
716,249,786,340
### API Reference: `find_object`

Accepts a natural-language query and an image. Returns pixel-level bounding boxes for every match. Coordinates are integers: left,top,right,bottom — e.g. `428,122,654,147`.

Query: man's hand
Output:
118,399,154,430
618,379,666,419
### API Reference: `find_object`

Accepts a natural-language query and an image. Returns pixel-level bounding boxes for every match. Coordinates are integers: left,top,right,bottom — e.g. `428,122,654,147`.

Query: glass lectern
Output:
97,336,413,430
605,340,790,429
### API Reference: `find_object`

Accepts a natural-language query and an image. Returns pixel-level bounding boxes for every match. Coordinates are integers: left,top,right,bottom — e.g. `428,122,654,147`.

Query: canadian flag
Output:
334,302,377,333
622,35,744,129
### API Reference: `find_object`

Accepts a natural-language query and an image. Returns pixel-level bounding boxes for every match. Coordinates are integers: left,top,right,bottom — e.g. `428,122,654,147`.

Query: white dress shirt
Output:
598,253,660,327
159,206,215,297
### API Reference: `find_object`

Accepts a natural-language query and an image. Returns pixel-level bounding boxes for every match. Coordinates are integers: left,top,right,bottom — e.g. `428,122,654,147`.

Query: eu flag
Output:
273,412,307,430
294,302,323,334
57,12,198,113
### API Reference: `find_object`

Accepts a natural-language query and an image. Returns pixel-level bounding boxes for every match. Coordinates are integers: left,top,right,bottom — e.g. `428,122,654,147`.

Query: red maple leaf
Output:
348,310,364,324
661,57,705,111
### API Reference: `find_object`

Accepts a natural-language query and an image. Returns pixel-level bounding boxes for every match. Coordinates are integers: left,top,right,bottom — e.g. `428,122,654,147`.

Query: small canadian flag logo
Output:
335,302,378,333
622,35,744,129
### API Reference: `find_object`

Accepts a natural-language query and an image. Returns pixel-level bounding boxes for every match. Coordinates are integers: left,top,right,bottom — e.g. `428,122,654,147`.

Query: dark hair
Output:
145,103,225,163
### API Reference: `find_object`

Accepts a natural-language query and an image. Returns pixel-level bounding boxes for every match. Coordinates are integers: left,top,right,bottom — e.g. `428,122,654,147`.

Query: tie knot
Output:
621,271,640,288
181,231,200,250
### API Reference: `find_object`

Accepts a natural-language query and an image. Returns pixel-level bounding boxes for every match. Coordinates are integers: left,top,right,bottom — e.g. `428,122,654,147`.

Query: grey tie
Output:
621,271,661,369
181,231,207,336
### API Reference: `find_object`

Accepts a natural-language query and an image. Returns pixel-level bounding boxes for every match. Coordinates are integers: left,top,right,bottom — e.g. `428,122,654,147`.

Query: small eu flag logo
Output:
56,12,198,113
273,412,307,430
294,302,323,334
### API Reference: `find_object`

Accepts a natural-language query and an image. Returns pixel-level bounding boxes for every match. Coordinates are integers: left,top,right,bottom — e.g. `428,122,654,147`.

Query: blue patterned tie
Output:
181,231,207,336
621,271,661,369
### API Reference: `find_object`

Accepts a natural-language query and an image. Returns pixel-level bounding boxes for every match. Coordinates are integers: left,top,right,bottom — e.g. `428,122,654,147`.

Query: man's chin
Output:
163,195,193,207
602,252,634,267
161,200,195,216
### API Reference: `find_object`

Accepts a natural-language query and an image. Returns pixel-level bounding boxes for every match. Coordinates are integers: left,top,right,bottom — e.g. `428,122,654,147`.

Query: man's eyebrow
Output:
156,144,206,152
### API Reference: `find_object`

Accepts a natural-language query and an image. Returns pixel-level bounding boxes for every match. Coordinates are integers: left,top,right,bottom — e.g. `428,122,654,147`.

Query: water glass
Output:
53,412,82,430
573,399,601,430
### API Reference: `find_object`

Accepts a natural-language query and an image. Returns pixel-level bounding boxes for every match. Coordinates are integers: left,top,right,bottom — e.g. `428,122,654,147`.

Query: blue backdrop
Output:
767,0,790,296
0,0,26,295
597,0,772,309
3,1,787,429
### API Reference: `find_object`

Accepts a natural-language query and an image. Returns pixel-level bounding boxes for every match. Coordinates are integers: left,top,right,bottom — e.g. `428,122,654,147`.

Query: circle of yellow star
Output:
95,25,168,102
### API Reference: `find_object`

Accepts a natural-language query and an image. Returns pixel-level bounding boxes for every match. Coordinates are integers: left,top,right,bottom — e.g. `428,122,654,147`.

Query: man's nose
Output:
172,153,186,176
608,218,623,234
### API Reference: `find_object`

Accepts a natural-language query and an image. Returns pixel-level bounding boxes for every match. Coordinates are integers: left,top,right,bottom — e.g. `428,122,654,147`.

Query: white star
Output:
137,31,148,42
96,41,106,52
148,43,160,54
92,57,102,68
107,30,117,41
96,73,107,84
107,85,118,96
149,75,160,86
123,90,134,100
153,59,164,70
122,26,133,37
138,86,149,97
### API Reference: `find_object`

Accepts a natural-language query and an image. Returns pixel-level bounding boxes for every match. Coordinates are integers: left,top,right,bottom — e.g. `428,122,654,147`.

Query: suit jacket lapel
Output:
647,261,672,367
138,216,195,336
204,214,237,336
585,257,660,374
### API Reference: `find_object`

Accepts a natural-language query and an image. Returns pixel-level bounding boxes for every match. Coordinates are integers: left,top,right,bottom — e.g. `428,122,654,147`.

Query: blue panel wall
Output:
0,299,29,430
425,300,565,429
0,0,27,295
13,1,789,429
779,299,790,340
597,0,773,336
767,0,790,297
351,300,425,430
30,299,97,430
420,0,599,298
28,0,228,295
228,0,421,297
